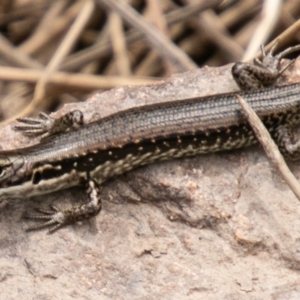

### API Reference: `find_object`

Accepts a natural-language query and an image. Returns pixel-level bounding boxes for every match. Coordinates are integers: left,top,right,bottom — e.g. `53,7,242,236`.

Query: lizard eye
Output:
0,157,14,181
0,155,25,185
0,165,9,179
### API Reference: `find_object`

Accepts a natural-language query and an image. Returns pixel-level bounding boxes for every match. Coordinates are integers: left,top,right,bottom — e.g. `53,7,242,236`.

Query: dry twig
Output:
236,94,300,201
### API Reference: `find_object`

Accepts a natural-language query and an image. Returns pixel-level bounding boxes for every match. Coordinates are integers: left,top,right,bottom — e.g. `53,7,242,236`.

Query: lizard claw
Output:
23,205,70,233
15,112,55,139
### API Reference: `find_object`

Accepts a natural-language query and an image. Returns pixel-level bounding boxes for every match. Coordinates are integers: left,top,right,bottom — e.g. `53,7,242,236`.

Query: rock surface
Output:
1,59,300,299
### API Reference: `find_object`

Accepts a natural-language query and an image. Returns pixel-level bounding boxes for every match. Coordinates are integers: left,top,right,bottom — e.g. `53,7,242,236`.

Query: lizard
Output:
0,41,299,232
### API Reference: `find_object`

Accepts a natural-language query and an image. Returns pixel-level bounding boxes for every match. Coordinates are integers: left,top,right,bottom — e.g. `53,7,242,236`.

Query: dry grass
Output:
0,0,299,124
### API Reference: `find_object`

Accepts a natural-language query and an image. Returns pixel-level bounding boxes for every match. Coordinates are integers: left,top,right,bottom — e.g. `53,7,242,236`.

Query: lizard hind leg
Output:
273,125,300,161
231,42,299,90
24,178,102,233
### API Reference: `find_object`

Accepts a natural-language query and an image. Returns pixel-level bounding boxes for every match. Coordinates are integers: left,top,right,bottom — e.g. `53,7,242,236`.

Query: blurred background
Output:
0,0,299,123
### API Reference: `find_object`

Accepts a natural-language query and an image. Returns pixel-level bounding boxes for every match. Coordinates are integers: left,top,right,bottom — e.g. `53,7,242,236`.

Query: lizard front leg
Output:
15,110,84,139
24,178,102,233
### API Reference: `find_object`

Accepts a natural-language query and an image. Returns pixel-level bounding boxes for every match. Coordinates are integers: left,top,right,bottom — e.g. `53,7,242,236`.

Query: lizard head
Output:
0,153,26,187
